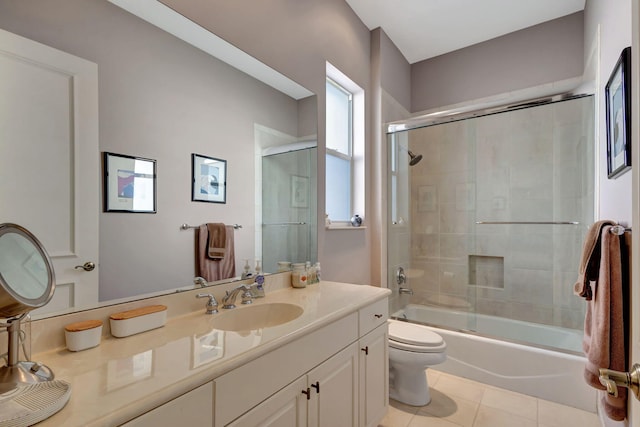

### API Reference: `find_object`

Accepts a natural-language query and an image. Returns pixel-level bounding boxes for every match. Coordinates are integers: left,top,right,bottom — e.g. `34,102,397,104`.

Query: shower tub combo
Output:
387,94,597,412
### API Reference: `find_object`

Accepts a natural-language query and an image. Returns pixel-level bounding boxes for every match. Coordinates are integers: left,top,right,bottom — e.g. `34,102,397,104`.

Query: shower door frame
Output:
385,92,596,352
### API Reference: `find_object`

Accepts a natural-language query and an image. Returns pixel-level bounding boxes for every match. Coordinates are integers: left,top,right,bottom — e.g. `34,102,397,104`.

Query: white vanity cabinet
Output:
218,297,388,427
121,382,214,427
229,343,359,427
358,323,388,427
358,297,389,427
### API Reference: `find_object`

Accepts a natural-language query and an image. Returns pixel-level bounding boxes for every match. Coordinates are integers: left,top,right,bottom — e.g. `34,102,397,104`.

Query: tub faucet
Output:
221,284,253,309
399,287,414,295
396,267,407,285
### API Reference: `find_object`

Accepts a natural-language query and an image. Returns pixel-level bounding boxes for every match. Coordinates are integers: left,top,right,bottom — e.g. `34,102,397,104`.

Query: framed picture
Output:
606,47,631,179
192,153,227,203
191,330,224,369
291,175,308,208
103,152,156,213
417,185,436,212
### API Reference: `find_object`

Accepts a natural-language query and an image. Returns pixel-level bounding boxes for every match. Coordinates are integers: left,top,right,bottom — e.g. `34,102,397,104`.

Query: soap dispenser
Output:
252,260,265,297
241,259,253,279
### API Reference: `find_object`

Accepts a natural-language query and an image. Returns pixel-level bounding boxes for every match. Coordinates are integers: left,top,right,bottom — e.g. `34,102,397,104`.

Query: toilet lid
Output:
388,320,444,347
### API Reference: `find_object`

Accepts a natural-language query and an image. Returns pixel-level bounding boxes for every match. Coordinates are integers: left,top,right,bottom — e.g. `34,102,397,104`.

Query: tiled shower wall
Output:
398,96,594,331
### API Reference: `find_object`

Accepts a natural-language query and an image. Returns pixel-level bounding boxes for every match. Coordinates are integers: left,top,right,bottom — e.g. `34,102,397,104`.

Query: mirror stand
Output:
0,314,53,389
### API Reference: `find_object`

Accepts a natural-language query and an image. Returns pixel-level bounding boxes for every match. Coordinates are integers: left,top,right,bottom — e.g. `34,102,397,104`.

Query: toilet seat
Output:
388,320,446,353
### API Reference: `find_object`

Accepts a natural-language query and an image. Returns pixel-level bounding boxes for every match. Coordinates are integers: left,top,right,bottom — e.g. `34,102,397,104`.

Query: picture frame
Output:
417,185,436,212
290,175,309,208
103,152,156,213
606,47,631,179
192,153,227,203
191,330,224,369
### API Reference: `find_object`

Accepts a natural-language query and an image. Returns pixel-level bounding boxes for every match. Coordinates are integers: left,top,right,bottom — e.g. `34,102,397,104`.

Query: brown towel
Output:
197,225,236,281
582,225,626,421
207,223,226,260
574,220,616,300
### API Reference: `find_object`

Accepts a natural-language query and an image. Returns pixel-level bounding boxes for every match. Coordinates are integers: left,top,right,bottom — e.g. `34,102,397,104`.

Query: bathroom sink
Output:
211,302,303,331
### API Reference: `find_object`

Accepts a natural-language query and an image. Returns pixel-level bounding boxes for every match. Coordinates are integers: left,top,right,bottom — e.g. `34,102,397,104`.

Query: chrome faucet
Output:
396,267,407,285
196,293,218,314
221,284,253,309
398,287,414,295
194,276,207,288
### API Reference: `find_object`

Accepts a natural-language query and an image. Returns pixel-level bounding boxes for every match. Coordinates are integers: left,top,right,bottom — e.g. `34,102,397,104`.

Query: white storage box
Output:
64,319,103,351
109,305,167,338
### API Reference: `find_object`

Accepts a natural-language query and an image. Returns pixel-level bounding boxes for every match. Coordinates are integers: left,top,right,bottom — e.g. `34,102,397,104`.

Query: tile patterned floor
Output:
379,369,601,427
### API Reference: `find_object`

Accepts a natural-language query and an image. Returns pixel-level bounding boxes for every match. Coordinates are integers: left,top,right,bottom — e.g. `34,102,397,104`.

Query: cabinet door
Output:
228,377,307,427
121,382,213,427
307,343,359,427
359,323,388,427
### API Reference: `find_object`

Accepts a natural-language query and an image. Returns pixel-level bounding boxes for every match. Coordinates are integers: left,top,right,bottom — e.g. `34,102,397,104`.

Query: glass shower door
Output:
262,147,317,273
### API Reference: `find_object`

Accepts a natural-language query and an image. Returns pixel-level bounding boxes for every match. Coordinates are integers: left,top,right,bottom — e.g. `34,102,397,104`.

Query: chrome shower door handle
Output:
74,261,95,272
599,364,640,400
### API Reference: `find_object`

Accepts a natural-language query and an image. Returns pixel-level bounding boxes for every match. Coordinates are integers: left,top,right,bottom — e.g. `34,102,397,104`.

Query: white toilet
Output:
388,319,447,406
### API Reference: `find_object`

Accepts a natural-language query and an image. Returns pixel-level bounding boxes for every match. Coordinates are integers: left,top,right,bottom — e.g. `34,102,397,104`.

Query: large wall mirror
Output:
0,0,318,318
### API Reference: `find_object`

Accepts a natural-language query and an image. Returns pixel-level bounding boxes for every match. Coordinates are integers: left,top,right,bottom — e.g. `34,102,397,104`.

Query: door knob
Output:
599,364,640,399
74,262,96,272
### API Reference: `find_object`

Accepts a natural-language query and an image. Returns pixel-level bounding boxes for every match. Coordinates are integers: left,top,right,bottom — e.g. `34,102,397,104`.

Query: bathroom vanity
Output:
29,280,390,426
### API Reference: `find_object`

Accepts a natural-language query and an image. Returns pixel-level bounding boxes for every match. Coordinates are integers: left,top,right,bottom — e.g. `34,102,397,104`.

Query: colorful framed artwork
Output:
103,152,156,213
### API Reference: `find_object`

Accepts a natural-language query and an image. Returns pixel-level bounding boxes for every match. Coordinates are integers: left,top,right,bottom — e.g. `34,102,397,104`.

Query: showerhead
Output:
407,150,423,166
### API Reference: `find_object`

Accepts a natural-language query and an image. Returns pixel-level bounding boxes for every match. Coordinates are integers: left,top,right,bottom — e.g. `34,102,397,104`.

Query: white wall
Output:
411,12,585,112
584,0,633,225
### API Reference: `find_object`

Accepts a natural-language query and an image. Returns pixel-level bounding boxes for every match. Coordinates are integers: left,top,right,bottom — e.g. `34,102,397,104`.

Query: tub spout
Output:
399,287,414,295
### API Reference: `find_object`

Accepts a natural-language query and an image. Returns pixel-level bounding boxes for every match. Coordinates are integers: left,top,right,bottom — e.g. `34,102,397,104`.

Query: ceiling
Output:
346,0,586,64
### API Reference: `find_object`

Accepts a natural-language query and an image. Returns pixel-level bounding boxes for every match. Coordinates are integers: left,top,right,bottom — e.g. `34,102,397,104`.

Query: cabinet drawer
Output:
358,298,388,336
215,312,358,426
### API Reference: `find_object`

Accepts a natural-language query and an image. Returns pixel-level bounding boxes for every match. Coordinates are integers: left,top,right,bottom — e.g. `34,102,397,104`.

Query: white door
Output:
0,29,99,314
359,324,389,427
228,377,307,427
631,2,640,423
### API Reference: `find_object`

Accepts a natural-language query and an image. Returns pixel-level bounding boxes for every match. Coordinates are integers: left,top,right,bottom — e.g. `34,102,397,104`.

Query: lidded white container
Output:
64,319,103,351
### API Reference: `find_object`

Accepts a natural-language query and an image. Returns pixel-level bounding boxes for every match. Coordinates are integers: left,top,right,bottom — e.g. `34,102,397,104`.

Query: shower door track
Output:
386,92,592,133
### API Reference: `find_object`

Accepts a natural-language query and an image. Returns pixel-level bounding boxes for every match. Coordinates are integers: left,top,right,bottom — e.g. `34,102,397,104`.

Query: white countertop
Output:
33,281,390,426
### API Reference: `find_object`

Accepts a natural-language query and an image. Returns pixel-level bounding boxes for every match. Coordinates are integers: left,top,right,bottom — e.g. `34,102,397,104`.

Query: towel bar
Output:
180,223,242,230
610,225,631,235
475,221,579,225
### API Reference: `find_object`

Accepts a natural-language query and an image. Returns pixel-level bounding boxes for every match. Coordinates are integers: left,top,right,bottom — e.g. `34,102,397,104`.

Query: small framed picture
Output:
291,175,309,208
103,152,156,213
192,153,226,203
606,47,631,179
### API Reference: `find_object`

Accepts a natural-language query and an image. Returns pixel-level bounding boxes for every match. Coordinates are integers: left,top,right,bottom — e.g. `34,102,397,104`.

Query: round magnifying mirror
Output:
0,223,55,319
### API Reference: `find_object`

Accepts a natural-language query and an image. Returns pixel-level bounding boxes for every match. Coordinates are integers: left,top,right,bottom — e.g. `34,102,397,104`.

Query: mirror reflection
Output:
0,0,317,317
0,223,55,317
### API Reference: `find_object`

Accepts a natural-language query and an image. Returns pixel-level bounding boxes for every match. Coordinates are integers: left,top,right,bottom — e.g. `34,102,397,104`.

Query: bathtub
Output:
392,304,596,412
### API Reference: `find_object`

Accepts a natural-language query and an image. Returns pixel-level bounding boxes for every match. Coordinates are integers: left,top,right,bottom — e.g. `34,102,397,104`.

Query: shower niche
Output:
468,255,504,289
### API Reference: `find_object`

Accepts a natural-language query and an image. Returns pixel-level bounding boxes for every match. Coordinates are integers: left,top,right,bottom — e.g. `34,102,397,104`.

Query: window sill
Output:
325,225,367,230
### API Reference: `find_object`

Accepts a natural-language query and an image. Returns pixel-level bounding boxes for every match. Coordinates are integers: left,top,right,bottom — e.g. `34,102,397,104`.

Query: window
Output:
325,63,364,225
325,78,353,221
